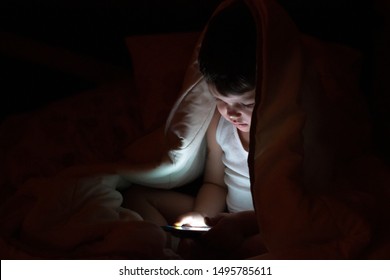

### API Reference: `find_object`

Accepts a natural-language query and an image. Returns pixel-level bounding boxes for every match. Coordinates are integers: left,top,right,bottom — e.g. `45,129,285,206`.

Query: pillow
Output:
119,31,216,189
119,76,215,189
126,32,201,131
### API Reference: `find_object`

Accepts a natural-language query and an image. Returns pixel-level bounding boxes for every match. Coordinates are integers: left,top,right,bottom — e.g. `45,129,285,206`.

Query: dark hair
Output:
198,1,257,96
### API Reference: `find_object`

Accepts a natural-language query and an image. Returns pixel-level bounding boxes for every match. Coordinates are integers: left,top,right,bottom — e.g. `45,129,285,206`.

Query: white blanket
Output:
0,169,174,259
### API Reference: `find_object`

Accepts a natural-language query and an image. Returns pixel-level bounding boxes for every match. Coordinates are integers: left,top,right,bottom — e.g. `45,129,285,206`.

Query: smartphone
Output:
161,225,211,238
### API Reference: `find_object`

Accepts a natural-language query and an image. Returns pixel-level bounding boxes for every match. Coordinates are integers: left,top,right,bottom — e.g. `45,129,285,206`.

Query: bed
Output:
1,0,390,260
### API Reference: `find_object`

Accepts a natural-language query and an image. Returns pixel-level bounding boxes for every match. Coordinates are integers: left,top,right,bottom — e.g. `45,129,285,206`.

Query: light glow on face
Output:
208,83,255,133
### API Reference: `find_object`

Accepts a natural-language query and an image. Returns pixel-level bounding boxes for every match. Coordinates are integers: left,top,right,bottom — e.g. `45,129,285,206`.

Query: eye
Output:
241,103,255,108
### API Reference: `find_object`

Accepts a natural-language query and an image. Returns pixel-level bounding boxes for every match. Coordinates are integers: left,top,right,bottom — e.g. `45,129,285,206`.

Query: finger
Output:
204,213,228,226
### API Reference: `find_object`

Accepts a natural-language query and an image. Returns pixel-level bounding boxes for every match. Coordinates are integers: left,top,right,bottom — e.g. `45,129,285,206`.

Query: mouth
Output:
231,119,245,125
233,122,248,128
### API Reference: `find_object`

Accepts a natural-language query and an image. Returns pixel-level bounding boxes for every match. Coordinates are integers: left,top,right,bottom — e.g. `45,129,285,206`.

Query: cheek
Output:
216,103,227,115
243,108,254,121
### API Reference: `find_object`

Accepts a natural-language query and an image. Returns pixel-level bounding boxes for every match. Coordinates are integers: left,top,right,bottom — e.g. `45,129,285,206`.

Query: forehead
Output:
208,83,255,102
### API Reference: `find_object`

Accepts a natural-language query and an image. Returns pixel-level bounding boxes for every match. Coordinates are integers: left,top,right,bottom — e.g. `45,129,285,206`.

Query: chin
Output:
236,124,250,132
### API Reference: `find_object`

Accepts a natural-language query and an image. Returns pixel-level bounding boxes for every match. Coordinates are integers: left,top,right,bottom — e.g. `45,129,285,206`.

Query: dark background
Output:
1,0,389,161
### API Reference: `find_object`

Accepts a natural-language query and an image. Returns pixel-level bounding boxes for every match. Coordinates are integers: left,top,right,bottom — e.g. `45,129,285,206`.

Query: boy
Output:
123,1,257,229
175,0,257,226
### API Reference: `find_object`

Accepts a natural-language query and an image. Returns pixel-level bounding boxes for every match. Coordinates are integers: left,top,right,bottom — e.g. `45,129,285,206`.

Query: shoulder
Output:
207,109,221,138
206,109,222,151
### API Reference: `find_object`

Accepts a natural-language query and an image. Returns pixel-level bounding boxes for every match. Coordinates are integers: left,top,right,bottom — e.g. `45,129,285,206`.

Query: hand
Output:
177,211,265,259
203,213,247,252
177,212,246,259
203,212,266,258
174,212,207,227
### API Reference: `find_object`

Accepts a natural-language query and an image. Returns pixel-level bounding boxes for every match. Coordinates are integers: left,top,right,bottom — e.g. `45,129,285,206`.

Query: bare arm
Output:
175,110,227,225
193,109,227,217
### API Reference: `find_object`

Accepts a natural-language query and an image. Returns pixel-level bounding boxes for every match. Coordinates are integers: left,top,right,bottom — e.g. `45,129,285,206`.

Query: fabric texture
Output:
125,32,200,131
245,0,373,258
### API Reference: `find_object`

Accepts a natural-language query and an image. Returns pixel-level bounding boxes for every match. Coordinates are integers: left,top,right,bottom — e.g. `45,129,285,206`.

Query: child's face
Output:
208,83,255,133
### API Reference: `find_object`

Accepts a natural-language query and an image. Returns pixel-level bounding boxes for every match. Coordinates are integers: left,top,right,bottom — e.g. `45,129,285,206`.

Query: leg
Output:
122,185,195,226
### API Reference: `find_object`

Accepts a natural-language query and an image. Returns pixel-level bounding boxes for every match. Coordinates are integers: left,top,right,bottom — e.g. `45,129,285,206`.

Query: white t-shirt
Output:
215,116,254,213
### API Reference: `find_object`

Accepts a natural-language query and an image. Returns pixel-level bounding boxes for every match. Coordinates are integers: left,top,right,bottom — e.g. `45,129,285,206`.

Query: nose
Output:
227,106,241,120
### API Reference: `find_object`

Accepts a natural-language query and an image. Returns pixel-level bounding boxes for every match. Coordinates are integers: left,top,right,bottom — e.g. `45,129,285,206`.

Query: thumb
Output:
205,213,228,226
